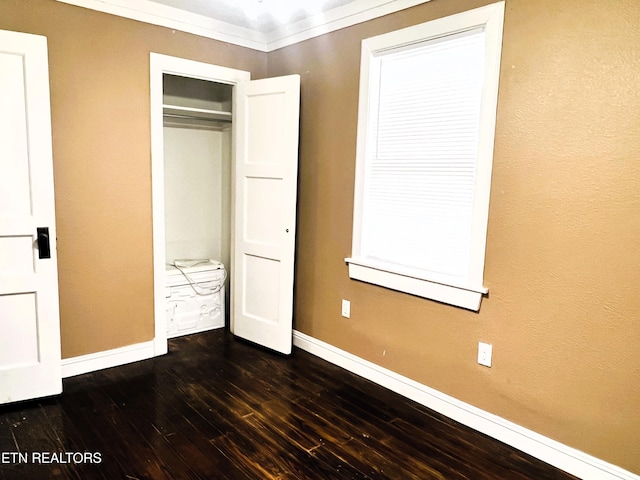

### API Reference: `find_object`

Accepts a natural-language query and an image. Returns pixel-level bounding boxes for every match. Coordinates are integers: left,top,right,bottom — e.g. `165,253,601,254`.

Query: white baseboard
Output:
293,330,639,480
61,340,157,378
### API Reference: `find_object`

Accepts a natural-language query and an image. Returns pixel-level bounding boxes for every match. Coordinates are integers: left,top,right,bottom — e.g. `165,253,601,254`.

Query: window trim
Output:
346,2,505,311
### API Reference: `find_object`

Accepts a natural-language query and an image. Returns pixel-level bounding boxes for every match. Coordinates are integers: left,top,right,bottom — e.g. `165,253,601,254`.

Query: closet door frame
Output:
149,53,250,356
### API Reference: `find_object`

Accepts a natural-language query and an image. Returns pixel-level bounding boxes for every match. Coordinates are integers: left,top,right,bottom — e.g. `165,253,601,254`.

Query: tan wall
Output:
0,0,267,358
268,0,640,474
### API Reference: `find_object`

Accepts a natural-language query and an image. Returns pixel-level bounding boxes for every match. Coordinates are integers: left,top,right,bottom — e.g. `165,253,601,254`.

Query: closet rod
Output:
163,113,231,123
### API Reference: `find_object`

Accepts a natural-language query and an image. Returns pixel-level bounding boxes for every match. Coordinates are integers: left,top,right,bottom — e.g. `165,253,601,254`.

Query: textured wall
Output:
0,0,266,358
268,0,640,473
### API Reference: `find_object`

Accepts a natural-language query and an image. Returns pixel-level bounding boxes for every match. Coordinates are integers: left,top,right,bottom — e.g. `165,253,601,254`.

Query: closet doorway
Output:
150,54,300,357
163,74,232,339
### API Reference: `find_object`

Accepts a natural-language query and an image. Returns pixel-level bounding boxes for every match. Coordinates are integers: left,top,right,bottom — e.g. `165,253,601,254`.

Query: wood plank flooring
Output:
0,330,579,480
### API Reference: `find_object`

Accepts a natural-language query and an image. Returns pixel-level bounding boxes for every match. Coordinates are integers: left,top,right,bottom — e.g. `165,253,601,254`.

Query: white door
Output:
232,75,300,355
0,30,62,404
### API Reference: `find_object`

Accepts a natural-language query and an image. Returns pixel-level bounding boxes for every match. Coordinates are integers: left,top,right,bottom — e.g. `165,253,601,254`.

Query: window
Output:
346,2,505,311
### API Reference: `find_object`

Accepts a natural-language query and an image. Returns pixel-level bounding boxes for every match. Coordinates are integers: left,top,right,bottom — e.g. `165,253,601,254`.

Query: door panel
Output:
0,52,31,216
232,75,300,355
0,30,62,404
244,177,283,246
243,255,280,323
0,294,39,367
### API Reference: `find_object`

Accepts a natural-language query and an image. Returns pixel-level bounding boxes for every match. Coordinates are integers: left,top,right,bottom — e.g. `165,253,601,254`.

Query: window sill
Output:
345,258,487,311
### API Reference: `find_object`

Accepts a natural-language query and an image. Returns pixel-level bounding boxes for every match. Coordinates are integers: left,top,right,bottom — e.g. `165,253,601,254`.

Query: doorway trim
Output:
149,53,250,356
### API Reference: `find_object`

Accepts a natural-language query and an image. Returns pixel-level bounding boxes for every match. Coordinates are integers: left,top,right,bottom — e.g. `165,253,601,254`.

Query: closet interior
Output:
162,74,232,338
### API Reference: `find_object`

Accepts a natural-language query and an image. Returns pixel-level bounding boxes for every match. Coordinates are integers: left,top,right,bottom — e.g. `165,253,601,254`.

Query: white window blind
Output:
362,29,486,279
347,2,504,310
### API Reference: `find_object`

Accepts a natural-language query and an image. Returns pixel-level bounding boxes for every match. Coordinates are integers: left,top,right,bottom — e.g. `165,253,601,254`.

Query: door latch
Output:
37,227,51,259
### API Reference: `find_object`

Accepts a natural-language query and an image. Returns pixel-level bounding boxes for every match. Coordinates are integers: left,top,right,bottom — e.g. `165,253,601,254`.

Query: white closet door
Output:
232,75,300,354
0,30,62,404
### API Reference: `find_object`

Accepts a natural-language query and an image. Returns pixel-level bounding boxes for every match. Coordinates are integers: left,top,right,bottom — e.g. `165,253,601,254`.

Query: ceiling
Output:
56,0,430,51
147,0,360,34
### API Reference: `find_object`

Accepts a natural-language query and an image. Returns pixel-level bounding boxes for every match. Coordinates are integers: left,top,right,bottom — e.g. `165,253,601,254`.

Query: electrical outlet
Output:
341,299,351,318
478,342,492,367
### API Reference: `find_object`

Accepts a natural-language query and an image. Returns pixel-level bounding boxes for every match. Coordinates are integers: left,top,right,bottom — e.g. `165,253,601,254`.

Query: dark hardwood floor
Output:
0,330,578,480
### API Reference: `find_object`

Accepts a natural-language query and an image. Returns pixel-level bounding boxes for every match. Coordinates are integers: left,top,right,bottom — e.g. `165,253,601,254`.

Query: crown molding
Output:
56,0,431,52
56,0,267,50
263,0,432,51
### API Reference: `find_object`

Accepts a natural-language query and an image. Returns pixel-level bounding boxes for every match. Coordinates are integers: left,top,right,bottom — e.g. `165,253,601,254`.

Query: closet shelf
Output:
163,104,232,123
